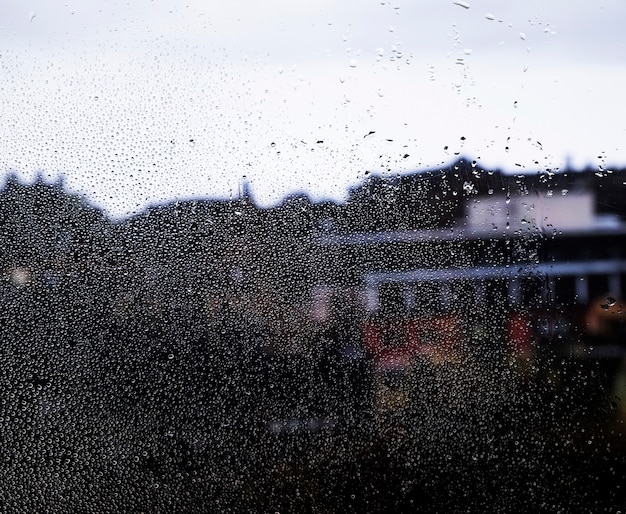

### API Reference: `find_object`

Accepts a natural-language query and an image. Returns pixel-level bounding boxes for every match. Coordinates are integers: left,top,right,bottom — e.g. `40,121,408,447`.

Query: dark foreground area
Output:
1,158,626,511
0,300,624,513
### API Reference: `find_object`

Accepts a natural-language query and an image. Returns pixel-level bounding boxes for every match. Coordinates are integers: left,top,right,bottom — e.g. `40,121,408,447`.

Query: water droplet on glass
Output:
463,182,476,194
607,297,617,307
485,13,495,20
348,59,358,68
519,32,526,40
29,12,37,22
453,1,470,9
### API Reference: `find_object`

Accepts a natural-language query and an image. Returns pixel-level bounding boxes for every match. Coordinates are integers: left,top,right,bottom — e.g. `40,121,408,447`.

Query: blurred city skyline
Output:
1,0,625,218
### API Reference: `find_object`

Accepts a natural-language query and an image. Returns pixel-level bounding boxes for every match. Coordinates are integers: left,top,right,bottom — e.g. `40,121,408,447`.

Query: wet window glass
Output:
1,1,625,511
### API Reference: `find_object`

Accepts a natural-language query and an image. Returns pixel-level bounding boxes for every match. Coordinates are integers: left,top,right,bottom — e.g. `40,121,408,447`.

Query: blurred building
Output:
313,177,626,368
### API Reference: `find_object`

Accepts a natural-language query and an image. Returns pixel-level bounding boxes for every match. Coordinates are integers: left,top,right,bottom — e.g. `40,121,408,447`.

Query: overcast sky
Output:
1,0,625,218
